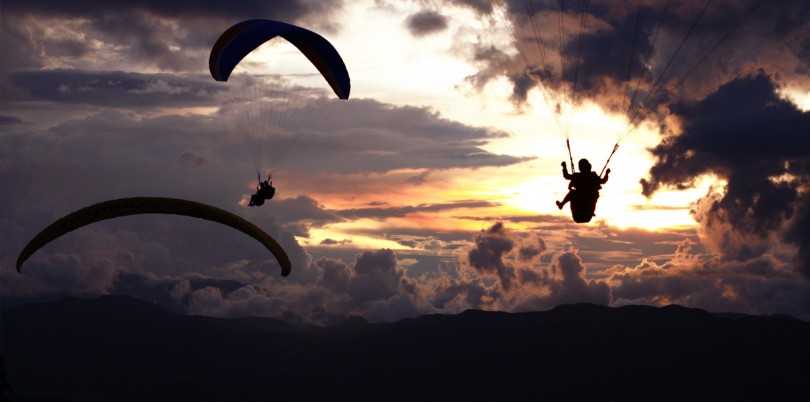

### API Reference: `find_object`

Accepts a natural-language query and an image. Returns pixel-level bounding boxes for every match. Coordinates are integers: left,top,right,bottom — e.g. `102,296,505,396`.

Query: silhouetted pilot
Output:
248,176,275,207
556,159,610,210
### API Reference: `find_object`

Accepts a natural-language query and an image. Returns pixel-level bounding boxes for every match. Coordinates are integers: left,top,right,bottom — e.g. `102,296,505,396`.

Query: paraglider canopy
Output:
16,197,291,277
209,19,351,100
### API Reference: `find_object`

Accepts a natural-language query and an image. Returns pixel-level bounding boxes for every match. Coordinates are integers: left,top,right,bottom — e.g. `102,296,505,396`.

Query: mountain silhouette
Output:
2,295,807,401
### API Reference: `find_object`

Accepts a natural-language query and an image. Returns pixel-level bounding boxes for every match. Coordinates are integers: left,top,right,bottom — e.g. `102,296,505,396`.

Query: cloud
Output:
468,222,518,289
464,222,610,308
519,237,547,261
350,249,416,303
405,170,431,186
405,11,448,37
641,73,810,196
334,200,500,220
8,70,225,108
466,0,810,131
178,249,420,324
608,238,810,318
6,218,809,323
283,98,530,174
4,0,810,325
1,0,321,19
1,0,344,73
454,0,810,290
0,65,533,308
0,115,25,125
319,238,352,246
451,0,493,15
3,71,530,178
641,73,810,279
261,195,343,236
0,87,529,323
539,250,611,307
5,91,801,320
177,151,209,169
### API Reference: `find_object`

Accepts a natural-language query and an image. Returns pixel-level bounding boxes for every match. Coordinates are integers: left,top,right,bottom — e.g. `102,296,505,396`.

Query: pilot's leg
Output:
557,191,573,209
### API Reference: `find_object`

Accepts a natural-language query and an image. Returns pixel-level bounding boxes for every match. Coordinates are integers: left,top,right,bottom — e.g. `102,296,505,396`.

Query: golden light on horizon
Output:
303,225,406,251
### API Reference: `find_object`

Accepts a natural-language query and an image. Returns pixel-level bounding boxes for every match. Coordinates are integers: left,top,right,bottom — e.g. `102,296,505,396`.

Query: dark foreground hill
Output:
2,296,808,401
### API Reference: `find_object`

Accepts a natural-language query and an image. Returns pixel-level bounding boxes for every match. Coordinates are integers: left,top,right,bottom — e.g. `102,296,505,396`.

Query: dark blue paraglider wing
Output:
209,19,351,100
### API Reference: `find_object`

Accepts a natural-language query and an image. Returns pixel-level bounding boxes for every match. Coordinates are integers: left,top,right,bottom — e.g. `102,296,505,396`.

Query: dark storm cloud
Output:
405,10,448,37
9,70,224,108
641,73,810,278
471,0,810,125
641,74,810,196
464,44,518,100
1,0,343,73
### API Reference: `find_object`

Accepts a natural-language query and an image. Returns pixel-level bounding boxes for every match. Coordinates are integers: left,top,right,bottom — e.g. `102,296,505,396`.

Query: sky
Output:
1,0,809,324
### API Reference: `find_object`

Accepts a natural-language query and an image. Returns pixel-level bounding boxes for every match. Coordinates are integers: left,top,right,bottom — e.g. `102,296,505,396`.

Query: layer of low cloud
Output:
11,220,806,324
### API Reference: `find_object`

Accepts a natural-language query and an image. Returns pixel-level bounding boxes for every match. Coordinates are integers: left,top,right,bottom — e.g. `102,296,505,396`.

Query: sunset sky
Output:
2,0,809,323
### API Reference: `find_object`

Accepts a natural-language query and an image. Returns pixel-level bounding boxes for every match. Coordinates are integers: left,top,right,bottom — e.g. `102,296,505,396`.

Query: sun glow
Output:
780,87,810,112
491,92,719,232
603,174,726,230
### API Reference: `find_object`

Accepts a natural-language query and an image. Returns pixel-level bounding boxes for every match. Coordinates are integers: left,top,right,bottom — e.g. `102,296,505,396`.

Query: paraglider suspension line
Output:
600,143,619,177
566,139,575,173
